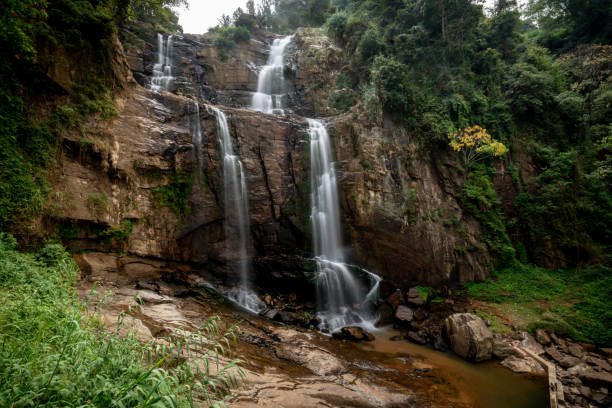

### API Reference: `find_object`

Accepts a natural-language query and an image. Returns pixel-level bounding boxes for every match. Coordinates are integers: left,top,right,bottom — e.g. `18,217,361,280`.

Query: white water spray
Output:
151,33,174,92
308,119,380,333
251,36,292,115
205,105,262,313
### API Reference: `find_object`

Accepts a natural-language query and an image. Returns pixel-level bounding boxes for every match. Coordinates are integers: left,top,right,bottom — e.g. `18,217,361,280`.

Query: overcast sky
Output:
176,0,520,35
176,0,247,34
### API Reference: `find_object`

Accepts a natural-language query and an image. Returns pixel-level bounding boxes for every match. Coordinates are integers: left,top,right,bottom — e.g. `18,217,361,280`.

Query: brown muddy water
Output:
355,327,550,408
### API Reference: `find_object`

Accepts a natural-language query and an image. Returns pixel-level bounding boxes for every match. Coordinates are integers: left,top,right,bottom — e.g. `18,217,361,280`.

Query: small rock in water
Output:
333,326,375,342
395,305,414,323
260,308,279,320
433,334,448,351
407,331,428,345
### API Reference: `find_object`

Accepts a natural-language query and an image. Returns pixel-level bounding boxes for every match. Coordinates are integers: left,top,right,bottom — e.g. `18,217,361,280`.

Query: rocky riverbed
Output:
78,265,555,408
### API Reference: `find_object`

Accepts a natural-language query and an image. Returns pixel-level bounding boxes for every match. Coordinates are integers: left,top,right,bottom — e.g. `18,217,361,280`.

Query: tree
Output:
448,125,508,171
246,0,255,15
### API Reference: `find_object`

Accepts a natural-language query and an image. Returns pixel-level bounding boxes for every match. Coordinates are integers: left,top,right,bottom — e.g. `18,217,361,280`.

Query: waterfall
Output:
308,119,380,333
251,36,292,115
205,104,262,313
151,33,174,92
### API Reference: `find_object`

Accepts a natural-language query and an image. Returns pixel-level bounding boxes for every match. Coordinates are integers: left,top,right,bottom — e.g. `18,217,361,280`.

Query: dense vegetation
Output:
0,0,186,235
228,0,612,268
0,233,243,407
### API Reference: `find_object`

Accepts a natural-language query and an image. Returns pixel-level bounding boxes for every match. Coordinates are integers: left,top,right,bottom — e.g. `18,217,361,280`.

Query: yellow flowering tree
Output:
448,125,508,170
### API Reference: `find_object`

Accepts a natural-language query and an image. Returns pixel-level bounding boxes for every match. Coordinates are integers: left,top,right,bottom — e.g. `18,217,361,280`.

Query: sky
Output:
176,0,247,34
176,0,523,35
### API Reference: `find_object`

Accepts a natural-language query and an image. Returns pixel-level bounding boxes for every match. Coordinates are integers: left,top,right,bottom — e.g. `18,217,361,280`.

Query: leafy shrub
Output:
0,233,245,406
151,171,192,216
35,243,68,266
326,11,348,42
213,26,251,60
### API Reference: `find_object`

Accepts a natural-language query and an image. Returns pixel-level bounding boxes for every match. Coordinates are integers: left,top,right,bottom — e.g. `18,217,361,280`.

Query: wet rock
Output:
580,385,592,400
545,346,566,364
492,338,519,359
375,302,394,327
385,289,404,309
534,328,551,345
406,288,425,306
520,332,544,355
600,347,612,358
587,356,612,372
568,342,586,358
407,331,428,345
500,356,546,376
559,356,581,369
332,326,375,342
275,343,345,376
274,311,298,325
443,313,493,362
394,305,414,323
578,370,612,389
433,334,448,351
260,308,280,320
550,332,567,349
413,309,428,321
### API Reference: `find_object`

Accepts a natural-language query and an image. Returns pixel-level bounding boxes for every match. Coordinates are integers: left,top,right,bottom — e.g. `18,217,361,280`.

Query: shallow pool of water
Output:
356,327,550,408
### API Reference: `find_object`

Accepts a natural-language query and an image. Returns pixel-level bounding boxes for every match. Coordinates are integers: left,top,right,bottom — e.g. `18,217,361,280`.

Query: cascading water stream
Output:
151,33,174,92
205,105,262,313
251,36,292,115
308,119,380,333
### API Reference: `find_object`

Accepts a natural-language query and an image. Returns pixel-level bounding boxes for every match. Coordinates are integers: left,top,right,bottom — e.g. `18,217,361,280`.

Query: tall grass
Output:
0,233,244,407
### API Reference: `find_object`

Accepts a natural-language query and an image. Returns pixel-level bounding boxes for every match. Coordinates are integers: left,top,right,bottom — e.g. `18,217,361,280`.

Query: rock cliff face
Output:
48,25,494,291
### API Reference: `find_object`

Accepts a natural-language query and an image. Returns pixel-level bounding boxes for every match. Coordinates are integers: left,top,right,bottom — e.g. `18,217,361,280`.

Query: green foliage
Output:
87,192,111,216
213,26,251,61
99,219,134,246
465,263,612,345
0,233,245,406
325,11,348,42
151,171,192,216
124,0,186,33
462,164,513,263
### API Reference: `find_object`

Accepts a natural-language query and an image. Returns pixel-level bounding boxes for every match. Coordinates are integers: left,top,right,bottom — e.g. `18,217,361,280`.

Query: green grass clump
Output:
465,263,612,345
0,232,245,407
151,171,192,216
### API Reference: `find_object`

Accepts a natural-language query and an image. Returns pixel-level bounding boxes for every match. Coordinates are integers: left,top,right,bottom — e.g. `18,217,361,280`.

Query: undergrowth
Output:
0,232,244,407
465,263,612,345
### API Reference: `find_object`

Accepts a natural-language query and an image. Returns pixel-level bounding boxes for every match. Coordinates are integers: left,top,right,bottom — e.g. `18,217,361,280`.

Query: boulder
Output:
492,338,520,359
568,342,585,358
586,356,612,372
406,288,425,306
385,290,404,309
443,313,493,362
413,309,428,321
500,355,546,376
332,326,375,342
520,331,545,355
395,305,414,323
578,370,612,389
534,328,551,345
260,308,280,320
